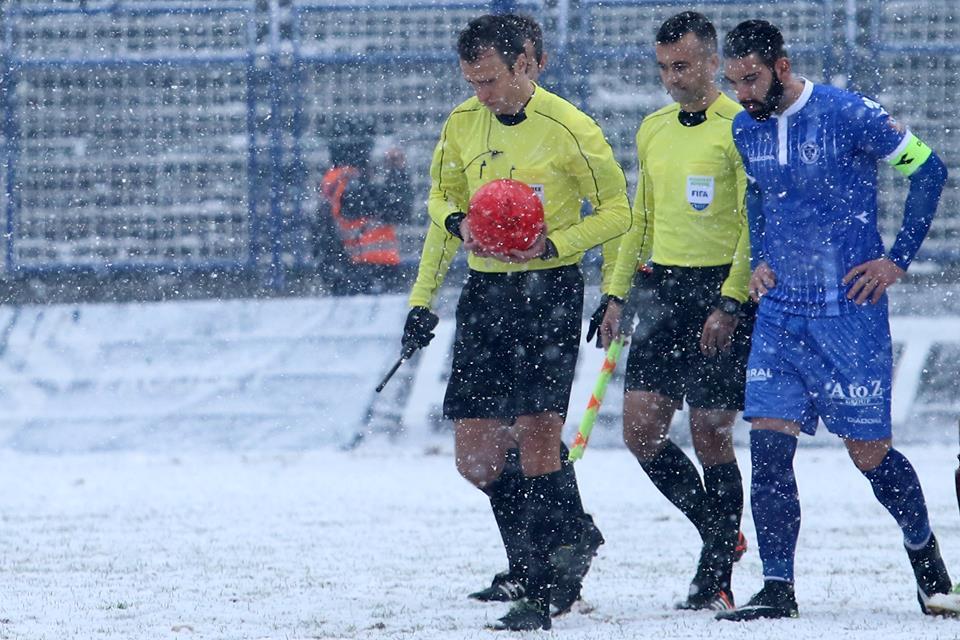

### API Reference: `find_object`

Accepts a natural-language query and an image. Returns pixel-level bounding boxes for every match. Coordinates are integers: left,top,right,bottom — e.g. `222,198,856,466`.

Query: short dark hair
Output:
722,19,787,68
457,15,526,69
505,14,544,63
655,11,717,49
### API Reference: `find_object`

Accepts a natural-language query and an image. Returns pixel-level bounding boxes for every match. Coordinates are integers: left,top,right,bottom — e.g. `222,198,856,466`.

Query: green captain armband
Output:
888,133,933,177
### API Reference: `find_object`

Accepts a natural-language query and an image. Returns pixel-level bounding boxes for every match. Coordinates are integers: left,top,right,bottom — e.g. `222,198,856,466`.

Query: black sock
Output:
556,442,590,546
639,440,709,539
486,448,528,578
558,442,585,515
703,461,744,590
522,470,571,608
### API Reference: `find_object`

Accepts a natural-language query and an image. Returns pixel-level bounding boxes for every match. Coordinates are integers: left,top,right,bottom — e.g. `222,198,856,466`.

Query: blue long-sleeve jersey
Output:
733,80,945,316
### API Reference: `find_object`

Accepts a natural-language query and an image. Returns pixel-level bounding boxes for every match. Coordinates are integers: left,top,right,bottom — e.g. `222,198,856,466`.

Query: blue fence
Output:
3,2,260,274
572,0,836,181
0,0,957,285
868,0,960,259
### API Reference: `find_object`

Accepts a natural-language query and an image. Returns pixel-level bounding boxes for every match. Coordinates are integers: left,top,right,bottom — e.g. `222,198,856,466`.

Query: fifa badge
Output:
686,175,714,211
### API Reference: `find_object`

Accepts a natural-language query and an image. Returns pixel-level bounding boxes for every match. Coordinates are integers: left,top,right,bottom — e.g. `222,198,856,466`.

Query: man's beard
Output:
743,74,784,121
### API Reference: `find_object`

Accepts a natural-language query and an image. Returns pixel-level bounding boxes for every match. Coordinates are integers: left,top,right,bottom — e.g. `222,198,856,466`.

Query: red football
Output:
467,179,545,254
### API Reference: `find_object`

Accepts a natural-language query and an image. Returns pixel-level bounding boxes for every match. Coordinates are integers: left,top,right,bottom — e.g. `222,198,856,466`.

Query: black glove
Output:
444,212,466,239
402,306,439,352
585,294,623,348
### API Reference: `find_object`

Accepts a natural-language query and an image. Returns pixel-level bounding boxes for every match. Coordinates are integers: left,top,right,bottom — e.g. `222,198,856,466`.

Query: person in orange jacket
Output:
319,126,413,292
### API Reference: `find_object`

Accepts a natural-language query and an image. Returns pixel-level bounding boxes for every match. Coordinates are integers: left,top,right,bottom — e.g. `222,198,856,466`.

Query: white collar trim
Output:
778,78,813,119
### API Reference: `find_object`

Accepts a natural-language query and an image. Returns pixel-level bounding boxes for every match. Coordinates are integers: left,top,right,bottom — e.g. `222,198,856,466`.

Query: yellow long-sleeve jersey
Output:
409,84,632,309
607,92,750,302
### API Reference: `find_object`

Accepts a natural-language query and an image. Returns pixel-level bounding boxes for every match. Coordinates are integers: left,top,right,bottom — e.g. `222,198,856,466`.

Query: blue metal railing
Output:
286,1,543,273
0,0,955,287
867,0,960,257
3,2,259,274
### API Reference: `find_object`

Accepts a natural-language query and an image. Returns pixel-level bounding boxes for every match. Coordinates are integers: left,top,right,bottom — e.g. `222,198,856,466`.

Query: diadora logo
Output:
746,367,773,382
748,154,776,162
825,379,885,407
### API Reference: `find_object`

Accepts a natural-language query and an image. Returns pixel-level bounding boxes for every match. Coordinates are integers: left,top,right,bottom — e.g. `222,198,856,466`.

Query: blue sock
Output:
862,448,932,548
750,429,800,582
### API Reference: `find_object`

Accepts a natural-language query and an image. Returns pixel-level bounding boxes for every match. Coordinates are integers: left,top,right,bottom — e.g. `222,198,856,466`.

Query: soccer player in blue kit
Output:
716,20,959,621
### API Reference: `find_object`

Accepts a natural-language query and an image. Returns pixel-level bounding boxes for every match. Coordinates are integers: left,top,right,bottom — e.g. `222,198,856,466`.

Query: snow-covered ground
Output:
4,441,960,639
0,295,958,638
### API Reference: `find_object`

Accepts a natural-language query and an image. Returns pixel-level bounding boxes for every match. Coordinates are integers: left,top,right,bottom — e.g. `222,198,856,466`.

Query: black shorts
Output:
624,264,755,410
443,266,583,421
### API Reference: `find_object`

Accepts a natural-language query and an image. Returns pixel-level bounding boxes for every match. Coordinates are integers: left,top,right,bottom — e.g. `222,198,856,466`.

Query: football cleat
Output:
468,571,525,603
676,588,735,612
716,581,798,622
907,534,958,616
487,599,551,631
548,517,604,617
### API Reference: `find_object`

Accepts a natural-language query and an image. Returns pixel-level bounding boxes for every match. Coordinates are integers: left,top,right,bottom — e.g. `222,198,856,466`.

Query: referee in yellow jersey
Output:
465,14,606,616
596,12,753,612
400,15,631,631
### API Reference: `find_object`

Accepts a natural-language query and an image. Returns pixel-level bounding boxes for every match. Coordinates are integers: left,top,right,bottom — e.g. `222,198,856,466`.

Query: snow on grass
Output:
2,440,960,639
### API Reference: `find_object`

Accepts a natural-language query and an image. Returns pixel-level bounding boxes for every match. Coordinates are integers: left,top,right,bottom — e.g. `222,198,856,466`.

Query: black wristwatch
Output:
716,296,741,316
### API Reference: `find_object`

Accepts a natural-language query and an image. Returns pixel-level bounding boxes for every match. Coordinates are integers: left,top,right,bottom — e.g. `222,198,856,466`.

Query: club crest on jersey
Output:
799,141,820,165
686,175,714,211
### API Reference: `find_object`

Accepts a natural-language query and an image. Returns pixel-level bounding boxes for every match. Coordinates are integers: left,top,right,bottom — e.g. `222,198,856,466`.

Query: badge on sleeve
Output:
686,175,714,211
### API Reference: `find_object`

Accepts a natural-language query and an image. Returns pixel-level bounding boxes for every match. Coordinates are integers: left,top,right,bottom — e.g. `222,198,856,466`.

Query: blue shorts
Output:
743,302,893,440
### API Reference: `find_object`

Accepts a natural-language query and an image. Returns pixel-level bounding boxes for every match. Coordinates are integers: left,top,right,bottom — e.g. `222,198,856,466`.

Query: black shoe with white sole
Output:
487,599,551,631
715,580,798,622
468,571,525,603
